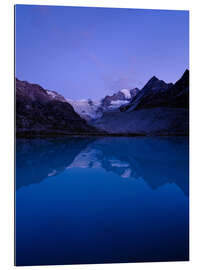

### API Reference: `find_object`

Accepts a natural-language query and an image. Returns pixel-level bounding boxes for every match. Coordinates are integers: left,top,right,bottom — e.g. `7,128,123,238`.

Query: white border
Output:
1,0,203,269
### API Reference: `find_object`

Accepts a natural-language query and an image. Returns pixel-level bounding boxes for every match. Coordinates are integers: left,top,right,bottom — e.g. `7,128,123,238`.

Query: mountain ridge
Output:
15,78,102,137
122,69,188,112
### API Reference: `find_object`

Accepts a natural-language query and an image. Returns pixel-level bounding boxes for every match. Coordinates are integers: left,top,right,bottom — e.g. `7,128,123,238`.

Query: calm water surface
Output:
15,137,189,266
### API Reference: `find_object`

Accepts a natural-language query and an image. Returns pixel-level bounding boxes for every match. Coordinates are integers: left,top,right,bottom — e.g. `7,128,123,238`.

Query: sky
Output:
15,5,189,100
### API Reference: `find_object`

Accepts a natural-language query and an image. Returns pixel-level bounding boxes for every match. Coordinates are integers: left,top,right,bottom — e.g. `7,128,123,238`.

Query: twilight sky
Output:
15,5,189,100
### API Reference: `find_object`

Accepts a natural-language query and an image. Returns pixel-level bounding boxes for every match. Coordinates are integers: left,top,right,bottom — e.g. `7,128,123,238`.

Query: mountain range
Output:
15,70,189,137
67,88,140,121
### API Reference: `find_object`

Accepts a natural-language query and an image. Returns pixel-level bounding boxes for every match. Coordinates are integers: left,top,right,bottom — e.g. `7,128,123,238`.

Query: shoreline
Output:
16,132,189,139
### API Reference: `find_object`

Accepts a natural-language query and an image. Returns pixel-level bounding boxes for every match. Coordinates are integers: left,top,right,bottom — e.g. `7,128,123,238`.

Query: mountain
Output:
122,70,189,112
16,78,101,136
101,88,140,110
67,88,140,121
91,70,189,136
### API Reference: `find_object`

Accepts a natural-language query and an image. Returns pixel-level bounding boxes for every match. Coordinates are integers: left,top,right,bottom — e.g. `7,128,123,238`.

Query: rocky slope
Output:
90,107,189,136
16,78,100,136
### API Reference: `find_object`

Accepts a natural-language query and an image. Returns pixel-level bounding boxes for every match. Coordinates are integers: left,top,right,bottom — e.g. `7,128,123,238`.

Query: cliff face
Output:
15,78,100,136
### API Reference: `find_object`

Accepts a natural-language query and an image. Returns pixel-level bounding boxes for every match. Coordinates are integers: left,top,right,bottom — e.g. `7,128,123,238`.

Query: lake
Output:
15,136,189,266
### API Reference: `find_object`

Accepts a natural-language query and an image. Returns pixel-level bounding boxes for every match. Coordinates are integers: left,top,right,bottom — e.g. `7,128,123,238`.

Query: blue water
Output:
15,137,189,266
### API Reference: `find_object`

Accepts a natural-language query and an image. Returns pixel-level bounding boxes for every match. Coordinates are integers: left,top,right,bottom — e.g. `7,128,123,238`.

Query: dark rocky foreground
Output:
16,78,102,137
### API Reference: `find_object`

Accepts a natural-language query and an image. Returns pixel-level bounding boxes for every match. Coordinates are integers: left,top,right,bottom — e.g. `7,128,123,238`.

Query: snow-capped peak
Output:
120,89,131,99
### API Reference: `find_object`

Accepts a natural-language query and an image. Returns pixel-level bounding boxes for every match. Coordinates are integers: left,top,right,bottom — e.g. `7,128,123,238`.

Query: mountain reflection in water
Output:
16,137,189,195
15,137,189,266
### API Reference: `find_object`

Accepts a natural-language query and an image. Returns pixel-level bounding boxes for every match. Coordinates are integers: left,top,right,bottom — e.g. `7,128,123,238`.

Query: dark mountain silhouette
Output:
122,70,189,111
16,78,101,137
164,69,189,108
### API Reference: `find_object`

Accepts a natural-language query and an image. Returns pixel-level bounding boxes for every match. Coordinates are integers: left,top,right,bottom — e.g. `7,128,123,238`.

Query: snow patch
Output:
67,149,102,169
110,100,129,106
120,89,131,99
121,168,132,178
108,100,129,110
48,169,57,177
110,159,129,167
46,90,57,98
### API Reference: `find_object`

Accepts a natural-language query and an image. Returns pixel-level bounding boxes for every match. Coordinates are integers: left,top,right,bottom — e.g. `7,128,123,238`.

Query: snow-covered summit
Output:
120,89,131,99
66,87,140,121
